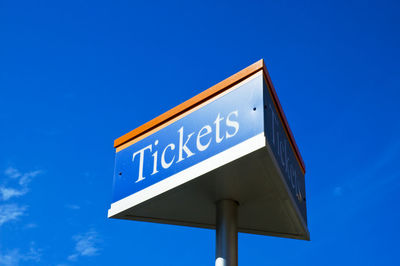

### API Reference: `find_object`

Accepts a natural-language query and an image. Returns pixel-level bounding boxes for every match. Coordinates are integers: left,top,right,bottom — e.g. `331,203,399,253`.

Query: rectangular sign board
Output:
108,60,309,240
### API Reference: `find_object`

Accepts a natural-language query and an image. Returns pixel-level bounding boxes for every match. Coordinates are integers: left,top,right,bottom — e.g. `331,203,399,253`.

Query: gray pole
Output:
215,199,238,266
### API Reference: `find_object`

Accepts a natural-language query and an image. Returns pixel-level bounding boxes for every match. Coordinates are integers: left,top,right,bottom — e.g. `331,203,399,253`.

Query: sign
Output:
108,60,308,240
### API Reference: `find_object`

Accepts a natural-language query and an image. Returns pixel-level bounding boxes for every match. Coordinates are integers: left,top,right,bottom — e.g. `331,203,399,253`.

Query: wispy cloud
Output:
0,244,40,266
25,223,37,229
18,170,41,187
68,230,101,261
341,140,400,195
0,167,42,202
0,187,27,201
4,167,42,186
0,167,42,264
4,167,21,179
0,166,42,227
0,249,20,266
65,204,80,210
0,204,27,226
327,139,400,221
24,243,42,262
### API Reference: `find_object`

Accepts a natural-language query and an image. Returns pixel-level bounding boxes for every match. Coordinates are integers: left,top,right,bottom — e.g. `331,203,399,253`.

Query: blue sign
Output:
109,63,308,240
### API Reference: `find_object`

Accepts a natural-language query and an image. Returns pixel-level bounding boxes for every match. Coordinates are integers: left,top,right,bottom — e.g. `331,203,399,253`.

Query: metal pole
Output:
215,199,238,266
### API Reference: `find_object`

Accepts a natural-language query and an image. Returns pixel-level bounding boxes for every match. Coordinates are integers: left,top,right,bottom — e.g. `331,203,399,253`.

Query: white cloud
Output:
24,243,41,262
0,244,41,266
0,167,42,264
18,170,41,186
3,167,42,186
65,204,80,210
0,204,27,226
0,187,27,201
67,254,78,261
4,167,21,179
25,223,37,229
68,230,100,261
0,167,42,203
0,249,20,266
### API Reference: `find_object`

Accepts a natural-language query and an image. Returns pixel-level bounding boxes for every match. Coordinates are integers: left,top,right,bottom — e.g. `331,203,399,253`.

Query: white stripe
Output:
108,133,266,218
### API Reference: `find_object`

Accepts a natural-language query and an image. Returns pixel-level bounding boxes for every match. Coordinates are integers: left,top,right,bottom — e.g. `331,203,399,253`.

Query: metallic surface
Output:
216,200,238,266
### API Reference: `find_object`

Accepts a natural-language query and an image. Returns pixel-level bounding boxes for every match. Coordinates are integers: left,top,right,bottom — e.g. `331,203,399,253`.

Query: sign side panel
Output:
262,77,307,224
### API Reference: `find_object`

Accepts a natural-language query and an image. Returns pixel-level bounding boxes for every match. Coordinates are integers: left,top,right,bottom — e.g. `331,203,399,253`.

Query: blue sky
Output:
1,0,399,265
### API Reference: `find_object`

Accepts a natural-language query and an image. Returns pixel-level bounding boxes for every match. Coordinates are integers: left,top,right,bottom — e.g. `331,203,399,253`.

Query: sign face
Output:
109,60,308,240
112,76,264,203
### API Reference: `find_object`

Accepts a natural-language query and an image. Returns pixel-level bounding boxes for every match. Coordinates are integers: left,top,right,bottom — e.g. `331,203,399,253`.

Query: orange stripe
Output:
114,59,306,173
114,60,265,148
116,70,264,152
